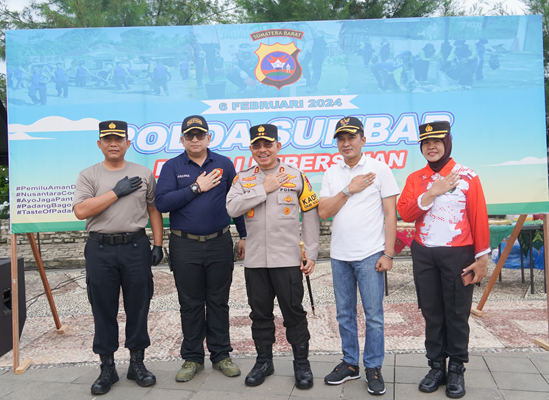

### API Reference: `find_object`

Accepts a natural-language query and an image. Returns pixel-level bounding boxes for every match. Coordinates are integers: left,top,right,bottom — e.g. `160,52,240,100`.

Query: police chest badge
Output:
213,168,223,178
281,174,297,188
254,42,302,89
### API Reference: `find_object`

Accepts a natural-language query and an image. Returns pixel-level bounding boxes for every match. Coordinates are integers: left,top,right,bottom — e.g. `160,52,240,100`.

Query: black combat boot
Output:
91,354,119,395
446,360,466,398
245,345,275,387
127,349,156,387
292,341,313,389
419,359,447,393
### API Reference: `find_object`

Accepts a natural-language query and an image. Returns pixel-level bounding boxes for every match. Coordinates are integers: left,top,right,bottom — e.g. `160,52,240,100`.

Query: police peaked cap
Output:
333,116,364,138
250,124,278,144
99,120,127,138
182,115,209,134
418,121,451,142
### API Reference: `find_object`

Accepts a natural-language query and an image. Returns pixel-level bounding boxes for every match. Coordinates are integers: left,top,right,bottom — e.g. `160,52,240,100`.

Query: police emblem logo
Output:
254,42,302,89
303,173,313,191
425,124,433,132
254,166,259,174
242,183,257,189
247,209,255,218
109,122,116,129
232,174,239,185
283,207,291,215
279,166,285,173
257,126,266,136
213,168,223,178
340,118,350,126
284,195,293,203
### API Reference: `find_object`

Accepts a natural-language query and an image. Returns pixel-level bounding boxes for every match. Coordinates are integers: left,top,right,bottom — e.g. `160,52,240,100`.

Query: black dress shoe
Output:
419,360,446,393
91,354,119,395
245,359,274,386
446,361,466,398
127,349,156,387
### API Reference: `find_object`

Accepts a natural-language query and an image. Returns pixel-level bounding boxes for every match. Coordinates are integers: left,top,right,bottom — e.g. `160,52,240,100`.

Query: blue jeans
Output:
331,252,385,368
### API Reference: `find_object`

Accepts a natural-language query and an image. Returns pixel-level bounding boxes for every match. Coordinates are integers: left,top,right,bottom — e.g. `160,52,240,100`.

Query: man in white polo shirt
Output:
318,116,399,396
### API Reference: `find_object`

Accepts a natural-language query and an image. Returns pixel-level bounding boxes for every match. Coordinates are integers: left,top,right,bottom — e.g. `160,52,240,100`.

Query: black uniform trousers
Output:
85,234,153,355
411,240,475,364
170,230,234,364
245,266,310,347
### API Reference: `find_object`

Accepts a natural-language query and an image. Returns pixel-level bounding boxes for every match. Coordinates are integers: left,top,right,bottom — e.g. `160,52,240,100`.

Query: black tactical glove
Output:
151,245,163,266
112,176,142,198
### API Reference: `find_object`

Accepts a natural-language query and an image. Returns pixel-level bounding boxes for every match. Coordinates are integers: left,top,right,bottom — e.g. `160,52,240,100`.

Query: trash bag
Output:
489,53,500,70
495,241,543,269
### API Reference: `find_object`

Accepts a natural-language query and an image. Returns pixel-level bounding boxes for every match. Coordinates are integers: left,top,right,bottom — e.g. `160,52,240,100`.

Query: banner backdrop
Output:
6,15,548,233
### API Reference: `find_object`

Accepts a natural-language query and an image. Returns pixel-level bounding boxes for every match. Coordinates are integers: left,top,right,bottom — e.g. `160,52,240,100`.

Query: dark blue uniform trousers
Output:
85,234,153,355
170,230,234,364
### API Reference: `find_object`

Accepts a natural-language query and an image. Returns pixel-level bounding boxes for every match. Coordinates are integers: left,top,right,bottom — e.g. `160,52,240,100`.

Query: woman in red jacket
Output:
397,121,489,399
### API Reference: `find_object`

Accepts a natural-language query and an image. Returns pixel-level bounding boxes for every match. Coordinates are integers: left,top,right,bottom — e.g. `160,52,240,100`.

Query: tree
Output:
234,0,458,23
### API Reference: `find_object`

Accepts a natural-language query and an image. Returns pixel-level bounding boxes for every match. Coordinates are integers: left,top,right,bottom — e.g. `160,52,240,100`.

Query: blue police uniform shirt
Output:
154,64,168,77
30,72,47,87
114,66,126,77
55,68,68,81
155,148,246,237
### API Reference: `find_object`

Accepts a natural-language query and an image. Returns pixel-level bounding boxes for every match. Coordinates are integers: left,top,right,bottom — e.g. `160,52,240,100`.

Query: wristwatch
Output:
190,182,201,195
342,186,352,197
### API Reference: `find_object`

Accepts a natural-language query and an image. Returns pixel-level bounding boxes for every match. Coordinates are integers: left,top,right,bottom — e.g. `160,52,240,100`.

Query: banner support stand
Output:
26,232,67,333
11,232,68,374
471,214,527,317
11,234,31,374
534,213,549,350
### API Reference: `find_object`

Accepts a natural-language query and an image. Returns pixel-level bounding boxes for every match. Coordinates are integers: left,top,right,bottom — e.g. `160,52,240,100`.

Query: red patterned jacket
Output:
397,158,490,259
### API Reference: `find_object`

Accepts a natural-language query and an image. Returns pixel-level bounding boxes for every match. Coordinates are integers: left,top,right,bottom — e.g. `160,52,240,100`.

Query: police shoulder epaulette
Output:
241,164,256,173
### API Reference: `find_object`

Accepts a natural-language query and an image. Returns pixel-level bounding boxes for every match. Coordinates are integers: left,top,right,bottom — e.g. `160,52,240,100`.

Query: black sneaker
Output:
324,361,360,385
366,367,386,395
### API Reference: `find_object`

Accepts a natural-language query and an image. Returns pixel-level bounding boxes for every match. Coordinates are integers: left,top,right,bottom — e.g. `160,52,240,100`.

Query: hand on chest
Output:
177,167,225,189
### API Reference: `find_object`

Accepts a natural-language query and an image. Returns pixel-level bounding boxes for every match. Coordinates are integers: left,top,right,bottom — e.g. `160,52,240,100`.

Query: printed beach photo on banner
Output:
5,15,549,233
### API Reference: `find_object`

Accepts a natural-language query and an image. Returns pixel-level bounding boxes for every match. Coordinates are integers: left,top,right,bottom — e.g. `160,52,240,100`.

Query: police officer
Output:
28,65,49,105
226,124,320,389
54,63,69,98
153,60,171,95
73,120,164,395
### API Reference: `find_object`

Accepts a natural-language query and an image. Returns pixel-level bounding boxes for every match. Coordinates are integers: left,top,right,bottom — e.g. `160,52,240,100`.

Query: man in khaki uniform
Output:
226,123,319,389
73,120,163,395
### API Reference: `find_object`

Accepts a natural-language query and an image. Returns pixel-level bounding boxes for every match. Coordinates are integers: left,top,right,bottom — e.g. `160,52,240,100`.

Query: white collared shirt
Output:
320,155,400,261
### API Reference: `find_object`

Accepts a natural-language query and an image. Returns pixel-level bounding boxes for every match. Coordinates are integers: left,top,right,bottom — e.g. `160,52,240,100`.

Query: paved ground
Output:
1,258,549,399
1,352,549,399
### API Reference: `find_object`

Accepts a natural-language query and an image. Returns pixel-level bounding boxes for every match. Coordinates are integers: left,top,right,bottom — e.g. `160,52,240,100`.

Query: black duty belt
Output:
171,226,229,242
89,228,146,245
